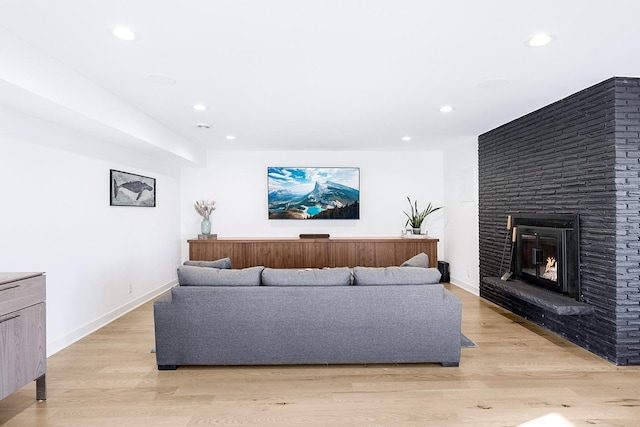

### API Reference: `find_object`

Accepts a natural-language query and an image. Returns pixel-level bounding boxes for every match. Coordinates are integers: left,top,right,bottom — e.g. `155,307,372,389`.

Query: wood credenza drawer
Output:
0,272,46,401
0,303,47,400
0,275,46,316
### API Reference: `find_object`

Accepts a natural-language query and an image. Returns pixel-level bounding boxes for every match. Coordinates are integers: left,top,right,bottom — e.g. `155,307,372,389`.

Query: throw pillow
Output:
177,265,263,286
400,252,429,268
261,267,352,286
352,266,441,285
183,257,232,269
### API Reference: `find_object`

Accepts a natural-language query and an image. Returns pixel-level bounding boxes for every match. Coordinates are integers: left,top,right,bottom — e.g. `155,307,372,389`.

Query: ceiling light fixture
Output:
196,123,211,129
402,136,412,141
193,104,207,111
439,105,454,113
226,135,236,140
527,33,554,47
112,26,137,41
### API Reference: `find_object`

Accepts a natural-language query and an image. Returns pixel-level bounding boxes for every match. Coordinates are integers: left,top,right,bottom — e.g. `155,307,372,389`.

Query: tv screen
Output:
268,167,360,219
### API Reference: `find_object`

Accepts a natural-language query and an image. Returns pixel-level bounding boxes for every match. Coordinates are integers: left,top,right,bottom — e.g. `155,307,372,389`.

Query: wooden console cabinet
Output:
188,237,439,269
0,272,46,401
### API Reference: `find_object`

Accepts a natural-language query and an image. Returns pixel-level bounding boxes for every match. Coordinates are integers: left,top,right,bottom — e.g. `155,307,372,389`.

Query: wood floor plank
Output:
2,284,640,426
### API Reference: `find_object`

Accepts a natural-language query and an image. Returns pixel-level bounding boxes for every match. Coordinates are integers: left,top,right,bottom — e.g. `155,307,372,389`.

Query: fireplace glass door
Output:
516,228,566,293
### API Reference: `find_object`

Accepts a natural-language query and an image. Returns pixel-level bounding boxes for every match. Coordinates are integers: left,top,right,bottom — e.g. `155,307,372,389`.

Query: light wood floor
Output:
2,284,640,427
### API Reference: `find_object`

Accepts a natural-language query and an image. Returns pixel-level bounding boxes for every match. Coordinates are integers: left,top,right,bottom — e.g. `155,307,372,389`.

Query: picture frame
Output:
110,169,156,207
267,167,360,219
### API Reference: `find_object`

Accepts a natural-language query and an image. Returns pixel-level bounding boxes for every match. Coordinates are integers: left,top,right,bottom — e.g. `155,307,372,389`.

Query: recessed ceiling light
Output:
402,136,412,141
196,123,211,129
112,26,136,41
193,104,207,111
439,105,454,113
527,33,554,47
146,74,176,85
226,135,236,140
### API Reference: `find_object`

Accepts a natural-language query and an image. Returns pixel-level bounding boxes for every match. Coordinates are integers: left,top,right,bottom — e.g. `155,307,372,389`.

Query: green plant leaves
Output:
403,196,442,228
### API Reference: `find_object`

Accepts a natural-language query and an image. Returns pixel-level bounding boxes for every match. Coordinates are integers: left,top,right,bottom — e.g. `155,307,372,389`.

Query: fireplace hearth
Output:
483,213,591,317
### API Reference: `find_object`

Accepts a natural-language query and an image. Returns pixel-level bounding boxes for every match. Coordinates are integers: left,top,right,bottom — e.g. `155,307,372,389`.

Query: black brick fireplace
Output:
479,77,640,365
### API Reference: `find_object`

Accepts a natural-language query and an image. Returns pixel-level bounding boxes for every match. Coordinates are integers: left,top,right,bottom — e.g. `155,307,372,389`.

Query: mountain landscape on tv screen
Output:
268,180,360,219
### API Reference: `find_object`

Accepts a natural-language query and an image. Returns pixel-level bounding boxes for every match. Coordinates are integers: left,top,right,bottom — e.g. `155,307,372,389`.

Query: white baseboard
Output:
449,276,479,296
47,279,177,357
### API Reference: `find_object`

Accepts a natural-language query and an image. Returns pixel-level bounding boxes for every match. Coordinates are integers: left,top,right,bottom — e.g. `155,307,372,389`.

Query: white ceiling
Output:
1,0,640,162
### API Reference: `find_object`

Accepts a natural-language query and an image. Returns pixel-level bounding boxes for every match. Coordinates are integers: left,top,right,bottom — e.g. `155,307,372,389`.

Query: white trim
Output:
450,277,479,296
46,279,177,356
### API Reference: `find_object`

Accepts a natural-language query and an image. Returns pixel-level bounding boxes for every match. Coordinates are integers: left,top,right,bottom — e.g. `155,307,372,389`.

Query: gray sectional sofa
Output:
153,253,462,369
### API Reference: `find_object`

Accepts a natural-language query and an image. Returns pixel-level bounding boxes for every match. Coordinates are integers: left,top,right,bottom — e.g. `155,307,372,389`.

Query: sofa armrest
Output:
154,291,173,304
153,291,180,367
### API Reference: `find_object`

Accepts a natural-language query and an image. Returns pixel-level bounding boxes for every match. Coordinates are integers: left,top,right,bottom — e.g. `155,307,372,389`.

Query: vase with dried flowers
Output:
194,200,216,235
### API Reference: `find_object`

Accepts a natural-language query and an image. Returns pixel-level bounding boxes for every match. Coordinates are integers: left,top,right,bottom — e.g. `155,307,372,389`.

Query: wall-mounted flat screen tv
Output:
268,167,360,219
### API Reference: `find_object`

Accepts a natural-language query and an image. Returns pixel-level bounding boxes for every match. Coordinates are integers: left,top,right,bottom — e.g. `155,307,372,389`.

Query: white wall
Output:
0,106,182,355
443,138,479,294
0,98,476,357
180,150,446,261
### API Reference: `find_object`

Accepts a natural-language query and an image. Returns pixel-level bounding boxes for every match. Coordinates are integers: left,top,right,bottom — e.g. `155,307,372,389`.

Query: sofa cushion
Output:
183,257,232,269
352,266,441,285
400,252,429,268
177,265,263,286
261,267,352,286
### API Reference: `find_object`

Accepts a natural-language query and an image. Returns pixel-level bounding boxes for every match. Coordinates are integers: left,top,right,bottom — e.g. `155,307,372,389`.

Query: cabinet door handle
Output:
0,314,20,324
0,285,20,292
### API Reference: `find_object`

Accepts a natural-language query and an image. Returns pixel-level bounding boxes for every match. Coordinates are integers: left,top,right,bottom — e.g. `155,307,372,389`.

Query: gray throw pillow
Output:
183,257,232,269
352,266,441,285
400,252,429,268
177,265,263,286
261,267,352,286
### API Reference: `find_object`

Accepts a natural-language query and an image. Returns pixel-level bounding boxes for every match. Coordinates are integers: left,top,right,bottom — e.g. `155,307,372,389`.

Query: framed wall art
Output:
110,169,156,207
267,167,360,219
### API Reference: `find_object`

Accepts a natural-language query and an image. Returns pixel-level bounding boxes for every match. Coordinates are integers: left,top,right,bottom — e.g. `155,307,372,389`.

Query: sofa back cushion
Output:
178,265,264,286
352,266,441,285
183,257,232,269
400,252,429,268
261,267,352,286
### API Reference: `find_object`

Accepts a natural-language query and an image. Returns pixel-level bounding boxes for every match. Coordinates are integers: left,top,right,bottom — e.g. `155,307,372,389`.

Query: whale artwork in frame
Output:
110,169,156,207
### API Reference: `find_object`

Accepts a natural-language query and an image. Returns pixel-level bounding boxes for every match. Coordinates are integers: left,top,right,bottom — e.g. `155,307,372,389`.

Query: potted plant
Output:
403,197,442,234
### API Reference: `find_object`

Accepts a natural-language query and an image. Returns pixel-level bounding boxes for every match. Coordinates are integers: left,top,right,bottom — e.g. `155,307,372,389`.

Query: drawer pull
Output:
0,314,20,324
0,285,20,292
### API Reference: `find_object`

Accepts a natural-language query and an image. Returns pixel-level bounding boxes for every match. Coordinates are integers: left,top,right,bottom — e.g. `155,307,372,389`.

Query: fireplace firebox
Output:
512,214,580,300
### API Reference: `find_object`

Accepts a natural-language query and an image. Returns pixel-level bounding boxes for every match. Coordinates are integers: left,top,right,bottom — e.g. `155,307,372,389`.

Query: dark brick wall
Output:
478,77,640,365
613,79,640,364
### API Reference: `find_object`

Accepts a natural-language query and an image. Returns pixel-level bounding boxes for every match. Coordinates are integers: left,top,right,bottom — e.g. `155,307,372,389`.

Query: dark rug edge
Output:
461,333,478,348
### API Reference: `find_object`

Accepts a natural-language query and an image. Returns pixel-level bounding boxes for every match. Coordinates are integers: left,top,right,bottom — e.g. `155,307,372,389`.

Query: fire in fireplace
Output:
512,214,580,299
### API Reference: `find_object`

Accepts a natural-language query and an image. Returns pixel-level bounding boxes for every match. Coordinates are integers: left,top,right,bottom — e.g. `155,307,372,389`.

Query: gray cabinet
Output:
0,272,46,401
